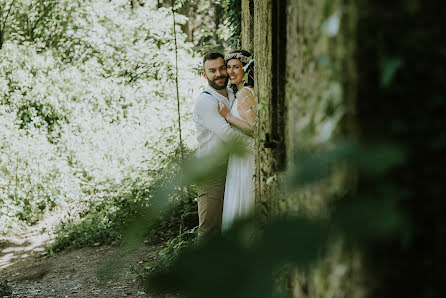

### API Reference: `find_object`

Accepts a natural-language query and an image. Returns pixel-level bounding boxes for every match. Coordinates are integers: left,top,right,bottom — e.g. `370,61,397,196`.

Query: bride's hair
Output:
225,49,254,93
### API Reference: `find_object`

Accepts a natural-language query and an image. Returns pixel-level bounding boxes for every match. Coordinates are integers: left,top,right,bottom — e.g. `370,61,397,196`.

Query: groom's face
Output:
202,57,229,90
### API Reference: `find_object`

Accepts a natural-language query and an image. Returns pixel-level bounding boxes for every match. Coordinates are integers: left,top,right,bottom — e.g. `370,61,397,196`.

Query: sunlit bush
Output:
0,1,203,233
50,147,198,252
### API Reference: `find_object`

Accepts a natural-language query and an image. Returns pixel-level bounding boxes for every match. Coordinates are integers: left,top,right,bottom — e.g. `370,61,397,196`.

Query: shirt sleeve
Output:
195,95,248,143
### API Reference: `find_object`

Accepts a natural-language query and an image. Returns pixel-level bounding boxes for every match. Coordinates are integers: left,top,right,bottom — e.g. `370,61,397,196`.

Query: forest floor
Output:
0,213,163,297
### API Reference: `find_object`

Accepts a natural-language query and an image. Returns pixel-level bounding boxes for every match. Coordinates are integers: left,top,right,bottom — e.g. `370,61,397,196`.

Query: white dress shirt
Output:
193,86,248,159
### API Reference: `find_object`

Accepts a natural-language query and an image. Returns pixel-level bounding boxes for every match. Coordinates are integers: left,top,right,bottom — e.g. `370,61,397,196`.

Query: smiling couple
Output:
193,50,256,240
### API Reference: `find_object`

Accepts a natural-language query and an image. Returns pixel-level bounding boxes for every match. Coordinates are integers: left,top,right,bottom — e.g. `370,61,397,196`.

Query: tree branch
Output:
27,0,58,40
1,0,16,32
33,1,57,28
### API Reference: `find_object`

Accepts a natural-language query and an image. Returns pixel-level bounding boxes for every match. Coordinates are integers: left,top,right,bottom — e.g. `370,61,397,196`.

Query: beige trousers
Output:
197,165,227,240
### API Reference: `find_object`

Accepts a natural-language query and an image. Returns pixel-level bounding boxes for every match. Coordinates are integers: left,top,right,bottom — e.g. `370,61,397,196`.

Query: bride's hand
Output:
218,102,230,120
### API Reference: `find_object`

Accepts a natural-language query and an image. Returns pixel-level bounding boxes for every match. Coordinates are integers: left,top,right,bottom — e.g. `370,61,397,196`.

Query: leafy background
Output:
0,0,238,234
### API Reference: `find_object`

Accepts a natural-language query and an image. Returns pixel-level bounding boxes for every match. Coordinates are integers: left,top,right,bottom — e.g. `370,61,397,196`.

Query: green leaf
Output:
380,57,404,87
242,72,249,84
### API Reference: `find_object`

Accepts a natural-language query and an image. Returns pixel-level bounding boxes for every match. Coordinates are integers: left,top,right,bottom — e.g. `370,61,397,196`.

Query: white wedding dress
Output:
221,87,255,232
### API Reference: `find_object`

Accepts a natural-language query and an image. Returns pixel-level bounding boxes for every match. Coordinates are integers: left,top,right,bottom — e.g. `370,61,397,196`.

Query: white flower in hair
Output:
243,59,254,72
224,52,250,64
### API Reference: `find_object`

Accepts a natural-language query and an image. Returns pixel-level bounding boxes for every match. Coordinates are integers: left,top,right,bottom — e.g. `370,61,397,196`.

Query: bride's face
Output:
227,59,244,85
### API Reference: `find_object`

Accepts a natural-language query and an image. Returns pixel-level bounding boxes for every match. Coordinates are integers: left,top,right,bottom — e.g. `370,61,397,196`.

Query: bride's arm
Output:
218,102,254,136
237,89,255,127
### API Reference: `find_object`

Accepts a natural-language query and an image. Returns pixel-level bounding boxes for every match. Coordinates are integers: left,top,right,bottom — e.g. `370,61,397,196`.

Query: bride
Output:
218,49,256,232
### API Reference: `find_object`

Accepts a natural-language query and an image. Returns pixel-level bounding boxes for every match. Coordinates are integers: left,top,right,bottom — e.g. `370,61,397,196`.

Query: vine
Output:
171,0,184,159
223,0,242,49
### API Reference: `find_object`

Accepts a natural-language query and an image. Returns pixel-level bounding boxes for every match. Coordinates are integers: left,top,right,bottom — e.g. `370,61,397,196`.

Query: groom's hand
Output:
218,102,230,120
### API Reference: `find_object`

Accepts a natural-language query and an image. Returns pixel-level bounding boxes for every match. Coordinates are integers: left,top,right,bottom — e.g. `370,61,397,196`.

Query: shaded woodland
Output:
1,0,446,297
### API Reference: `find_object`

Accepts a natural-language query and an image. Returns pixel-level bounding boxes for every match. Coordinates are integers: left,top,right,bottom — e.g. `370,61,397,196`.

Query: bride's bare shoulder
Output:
236,87,255,99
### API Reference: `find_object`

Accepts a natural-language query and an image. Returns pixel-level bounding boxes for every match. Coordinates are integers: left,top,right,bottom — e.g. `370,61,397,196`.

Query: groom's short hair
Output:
203,52,224,70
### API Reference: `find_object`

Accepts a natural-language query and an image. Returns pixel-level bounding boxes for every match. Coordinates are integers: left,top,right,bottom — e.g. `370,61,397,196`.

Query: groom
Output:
193,52,247,240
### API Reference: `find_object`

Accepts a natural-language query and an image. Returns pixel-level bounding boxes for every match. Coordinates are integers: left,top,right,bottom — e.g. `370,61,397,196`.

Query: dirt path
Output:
0,214,162,297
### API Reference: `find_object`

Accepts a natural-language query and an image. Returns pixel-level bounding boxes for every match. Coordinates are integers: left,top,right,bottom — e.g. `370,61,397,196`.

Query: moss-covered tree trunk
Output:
253,0,278,222
253,0,358,217
248,0,446,297
241,0,253,51
252,0,362,296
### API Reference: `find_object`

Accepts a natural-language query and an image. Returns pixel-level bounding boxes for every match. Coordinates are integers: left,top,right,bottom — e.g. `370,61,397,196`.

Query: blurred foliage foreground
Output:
85,140,406,298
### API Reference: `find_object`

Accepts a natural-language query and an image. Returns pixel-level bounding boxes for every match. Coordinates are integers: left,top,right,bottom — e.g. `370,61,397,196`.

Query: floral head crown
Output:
224,52,250,64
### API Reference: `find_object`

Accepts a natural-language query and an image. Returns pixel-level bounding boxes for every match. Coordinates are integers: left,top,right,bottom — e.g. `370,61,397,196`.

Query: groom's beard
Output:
208,75,229,90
